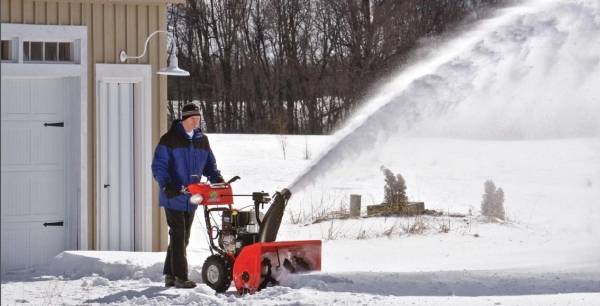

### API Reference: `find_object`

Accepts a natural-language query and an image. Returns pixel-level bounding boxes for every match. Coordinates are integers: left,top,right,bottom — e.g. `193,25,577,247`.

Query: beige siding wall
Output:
1,0,172,251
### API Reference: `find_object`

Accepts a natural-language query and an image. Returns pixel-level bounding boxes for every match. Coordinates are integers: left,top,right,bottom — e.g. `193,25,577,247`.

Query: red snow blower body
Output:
186,177,321,294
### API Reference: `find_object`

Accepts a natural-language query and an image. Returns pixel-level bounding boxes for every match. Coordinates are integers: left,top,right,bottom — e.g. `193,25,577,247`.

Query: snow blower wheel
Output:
201,255,232,293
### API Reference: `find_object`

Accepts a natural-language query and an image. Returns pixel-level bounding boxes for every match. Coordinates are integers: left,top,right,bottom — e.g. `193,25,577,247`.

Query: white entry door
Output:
1,78,69,272
97,82,135,251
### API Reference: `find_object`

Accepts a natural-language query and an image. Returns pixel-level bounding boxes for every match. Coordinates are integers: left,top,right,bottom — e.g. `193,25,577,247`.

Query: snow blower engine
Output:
186,176,321,294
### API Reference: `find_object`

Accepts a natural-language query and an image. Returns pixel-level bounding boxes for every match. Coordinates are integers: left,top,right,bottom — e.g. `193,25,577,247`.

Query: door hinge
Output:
43,221,64,227
44,122,64,127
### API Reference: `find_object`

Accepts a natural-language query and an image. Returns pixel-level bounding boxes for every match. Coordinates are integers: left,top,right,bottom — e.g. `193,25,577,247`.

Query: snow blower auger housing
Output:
186,177,321,294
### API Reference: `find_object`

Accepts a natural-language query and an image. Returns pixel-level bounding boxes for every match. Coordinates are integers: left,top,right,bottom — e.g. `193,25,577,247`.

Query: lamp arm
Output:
120,30,174,62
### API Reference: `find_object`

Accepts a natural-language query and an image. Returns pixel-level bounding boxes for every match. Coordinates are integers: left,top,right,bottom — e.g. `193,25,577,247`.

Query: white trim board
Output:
95,64,153,252
0,23,88,252
1,23,88,42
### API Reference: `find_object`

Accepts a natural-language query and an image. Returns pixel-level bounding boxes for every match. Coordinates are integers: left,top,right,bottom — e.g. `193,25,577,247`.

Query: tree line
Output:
167,0,501,134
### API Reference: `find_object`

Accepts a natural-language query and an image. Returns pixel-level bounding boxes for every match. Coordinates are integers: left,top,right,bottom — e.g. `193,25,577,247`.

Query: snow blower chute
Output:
186,177,321,294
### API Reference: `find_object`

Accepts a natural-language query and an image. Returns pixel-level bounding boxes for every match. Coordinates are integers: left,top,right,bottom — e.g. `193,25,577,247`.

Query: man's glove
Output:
214,176,225,184
163,185,181,198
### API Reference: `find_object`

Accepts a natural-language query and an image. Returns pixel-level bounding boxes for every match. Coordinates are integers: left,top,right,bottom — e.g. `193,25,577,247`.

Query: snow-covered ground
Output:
3,0,600,304
2,135,599,305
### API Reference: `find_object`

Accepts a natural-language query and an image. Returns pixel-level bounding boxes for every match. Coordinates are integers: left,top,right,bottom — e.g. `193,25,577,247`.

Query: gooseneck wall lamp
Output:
119,30,190,77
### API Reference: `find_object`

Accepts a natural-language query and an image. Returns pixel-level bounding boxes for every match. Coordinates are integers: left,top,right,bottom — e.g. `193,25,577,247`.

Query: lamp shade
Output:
157,51,190,76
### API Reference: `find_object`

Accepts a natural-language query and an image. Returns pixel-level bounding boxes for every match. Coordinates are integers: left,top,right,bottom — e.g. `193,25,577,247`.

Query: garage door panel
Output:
30,79,64,115
0,79,31,115
1,172,31,217
31,171,65,216
1,226,30,273
2,121,64,167
1,127,31,166
30,225,65,268
32,126,64,165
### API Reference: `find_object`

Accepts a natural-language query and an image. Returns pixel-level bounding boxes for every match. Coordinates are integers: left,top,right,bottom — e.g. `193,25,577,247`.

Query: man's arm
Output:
151,143,172,189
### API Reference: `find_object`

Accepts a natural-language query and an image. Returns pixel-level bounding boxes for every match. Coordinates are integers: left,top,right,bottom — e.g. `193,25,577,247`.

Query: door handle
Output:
44,122,64,127
104,184,110,188
43,221,64,227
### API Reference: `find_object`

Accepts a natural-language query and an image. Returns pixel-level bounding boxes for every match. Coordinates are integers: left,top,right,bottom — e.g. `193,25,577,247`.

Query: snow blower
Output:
185,176,321,294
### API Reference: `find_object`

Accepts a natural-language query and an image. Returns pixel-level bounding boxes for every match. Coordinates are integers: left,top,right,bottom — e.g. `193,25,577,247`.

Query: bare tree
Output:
303,135,311,160
167,0,501,134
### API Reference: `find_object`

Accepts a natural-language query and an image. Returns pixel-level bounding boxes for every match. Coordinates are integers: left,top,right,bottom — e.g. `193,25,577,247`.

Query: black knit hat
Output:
181,103,200,121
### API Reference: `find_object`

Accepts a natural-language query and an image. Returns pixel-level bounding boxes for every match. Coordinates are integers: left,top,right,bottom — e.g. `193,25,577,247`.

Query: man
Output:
152,103,224,288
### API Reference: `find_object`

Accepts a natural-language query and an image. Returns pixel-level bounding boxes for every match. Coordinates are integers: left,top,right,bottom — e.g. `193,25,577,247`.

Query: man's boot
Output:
175,277,197,289
165,275,175,287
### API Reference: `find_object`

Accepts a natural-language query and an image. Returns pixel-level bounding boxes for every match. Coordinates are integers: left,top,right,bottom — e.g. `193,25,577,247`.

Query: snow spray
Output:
288,0,600,193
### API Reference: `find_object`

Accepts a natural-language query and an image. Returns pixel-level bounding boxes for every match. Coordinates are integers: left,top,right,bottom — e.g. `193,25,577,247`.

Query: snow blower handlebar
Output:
185,178,292,243
226,175,241,184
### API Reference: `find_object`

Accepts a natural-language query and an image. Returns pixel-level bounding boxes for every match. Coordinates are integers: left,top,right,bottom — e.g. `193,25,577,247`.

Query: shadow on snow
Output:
277,269,600,297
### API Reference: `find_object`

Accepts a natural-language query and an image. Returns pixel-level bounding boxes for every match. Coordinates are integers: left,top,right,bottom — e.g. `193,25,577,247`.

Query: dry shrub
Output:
383,225,396,237
436,217,451,233
481,180,505,220
402,216,428,234
324,219,344,240
439,223,450,233
288,210,303,224
356,230,369,240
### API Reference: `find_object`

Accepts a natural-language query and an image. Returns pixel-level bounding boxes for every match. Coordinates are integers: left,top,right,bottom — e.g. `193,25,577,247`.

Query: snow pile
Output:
48,251,166,281
113,287,222,306
79,275,111,287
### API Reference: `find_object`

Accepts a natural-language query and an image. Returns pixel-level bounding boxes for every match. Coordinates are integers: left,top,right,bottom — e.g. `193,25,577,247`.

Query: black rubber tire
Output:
201,255,232,293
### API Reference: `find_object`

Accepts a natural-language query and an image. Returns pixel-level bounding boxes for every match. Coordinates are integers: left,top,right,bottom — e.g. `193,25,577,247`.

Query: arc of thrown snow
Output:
287,4,541,193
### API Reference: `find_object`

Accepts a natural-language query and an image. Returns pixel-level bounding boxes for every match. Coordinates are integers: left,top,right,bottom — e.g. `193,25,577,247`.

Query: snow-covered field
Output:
3,0,600,304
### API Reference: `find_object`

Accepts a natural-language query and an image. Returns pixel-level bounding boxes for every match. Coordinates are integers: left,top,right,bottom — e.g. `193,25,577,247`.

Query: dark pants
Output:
163,208,195,280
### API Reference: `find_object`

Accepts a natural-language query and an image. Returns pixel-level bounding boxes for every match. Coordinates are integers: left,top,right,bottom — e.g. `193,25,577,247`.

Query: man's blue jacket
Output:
151,120,222,212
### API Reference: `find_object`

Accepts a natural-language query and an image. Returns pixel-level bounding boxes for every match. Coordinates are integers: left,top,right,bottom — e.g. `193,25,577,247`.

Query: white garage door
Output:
1,78,69,273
